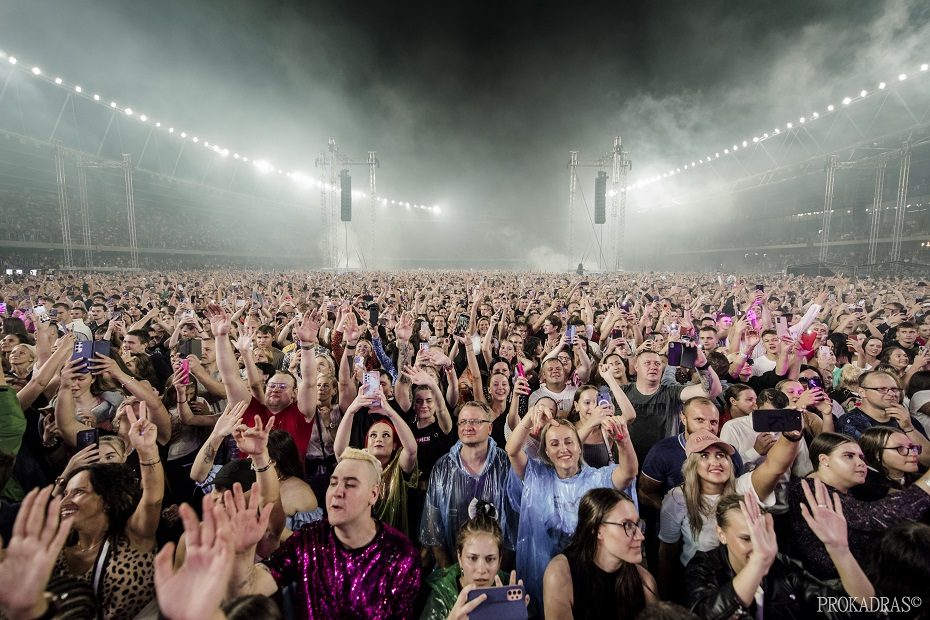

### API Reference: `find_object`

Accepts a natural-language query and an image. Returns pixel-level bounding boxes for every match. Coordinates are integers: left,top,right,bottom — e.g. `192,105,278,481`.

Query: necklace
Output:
72,535,106,554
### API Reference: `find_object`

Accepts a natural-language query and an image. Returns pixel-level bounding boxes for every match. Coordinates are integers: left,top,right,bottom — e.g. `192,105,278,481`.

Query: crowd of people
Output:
0,269,929,619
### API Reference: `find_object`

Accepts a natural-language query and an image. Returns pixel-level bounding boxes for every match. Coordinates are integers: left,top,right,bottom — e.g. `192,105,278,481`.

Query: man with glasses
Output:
837,371,930,459
419,401,515,569
207,303,320,459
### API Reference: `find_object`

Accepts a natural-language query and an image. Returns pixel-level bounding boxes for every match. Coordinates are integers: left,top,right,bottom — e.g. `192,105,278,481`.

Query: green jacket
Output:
0,385,27,501
420,564,509,620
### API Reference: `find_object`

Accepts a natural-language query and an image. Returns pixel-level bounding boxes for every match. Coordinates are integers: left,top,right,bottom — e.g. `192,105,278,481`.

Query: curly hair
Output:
65,463,142,538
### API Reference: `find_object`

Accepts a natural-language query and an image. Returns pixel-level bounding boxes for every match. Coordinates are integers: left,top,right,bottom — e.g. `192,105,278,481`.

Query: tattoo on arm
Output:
203,443,217,463
397,342,413,385
698,369,711,392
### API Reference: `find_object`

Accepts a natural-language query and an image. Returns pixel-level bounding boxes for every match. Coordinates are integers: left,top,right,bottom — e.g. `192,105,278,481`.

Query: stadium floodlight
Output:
922,64,929,72
180,132,187,138
168,127,175,133
191,136,199,143
155,122,160,127
786,122,793,129
73,85,82,93
139,114,147,121
878,82,886,89
124,108,133,115
859,89,867,97
899,73,907,81
7,56,16,65
54,77,62,84
842,97,851,105
253,159,274,173
31,66,41,75
93,94,100,100
110,101,118,108
827,104,834,111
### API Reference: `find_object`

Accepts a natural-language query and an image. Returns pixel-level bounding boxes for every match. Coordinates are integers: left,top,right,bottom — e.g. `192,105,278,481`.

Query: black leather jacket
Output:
685,546,849,620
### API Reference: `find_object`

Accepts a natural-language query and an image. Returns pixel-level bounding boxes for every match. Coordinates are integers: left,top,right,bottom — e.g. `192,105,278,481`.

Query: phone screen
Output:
76,428,99,450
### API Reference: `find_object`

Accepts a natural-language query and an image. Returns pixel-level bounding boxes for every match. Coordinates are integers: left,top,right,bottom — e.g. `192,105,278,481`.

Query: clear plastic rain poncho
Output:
507,457,638,617
419,437,517,556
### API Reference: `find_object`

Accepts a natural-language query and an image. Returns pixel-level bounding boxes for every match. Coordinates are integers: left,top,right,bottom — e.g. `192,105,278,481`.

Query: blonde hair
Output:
839,364,863,390
680,450,736,539
338,447,383,486
99,435,127,460
537,418,585,470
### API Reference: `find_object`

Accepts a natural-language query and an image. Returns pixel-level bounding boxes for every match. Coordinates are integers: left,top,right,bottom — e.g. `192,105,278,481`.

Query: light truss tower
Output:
866,160,887,274
889,142,911,271
567,138,631,271
53,140,74,269
315,138,378,269
819,155,838,265
76,165,93,268
607,136,632,271
76,153,139,269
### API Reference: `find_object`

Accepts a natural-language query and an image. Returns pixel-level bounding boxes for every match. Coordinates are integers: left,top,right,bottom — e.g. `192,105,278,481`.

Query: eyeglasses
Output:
267,382,290,391
861,386,902,395
883,444,923,456
457,418,490,428
602,519,646,539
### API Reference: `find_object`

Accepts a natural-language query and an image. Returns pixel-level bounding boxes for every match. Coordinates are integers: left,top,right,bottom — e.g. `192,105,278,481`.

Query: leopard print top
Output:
53,534,156,620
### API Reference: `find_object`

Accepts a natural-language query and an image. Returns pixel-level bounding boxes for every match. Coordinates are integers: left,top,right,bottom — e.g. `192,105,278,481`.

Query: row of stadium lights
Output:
3,52,440,214
624,63,930,192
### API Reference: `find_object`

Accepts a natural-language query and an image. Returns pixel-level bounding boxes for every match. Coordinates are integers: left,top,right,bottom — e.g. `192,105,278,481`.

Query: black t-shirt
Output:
407,418,453,481
621,383,686,463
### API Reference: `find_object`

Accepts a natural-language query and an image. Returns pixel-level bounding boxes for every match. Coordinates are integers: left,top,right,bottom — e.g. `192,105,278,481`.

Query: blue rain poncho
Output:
419,437,517,556
507,457,637,617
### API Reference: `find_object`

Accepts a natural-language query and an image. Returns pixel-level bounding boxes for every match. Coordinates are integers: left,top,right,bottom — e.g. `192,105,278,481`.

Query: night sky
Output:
1,0,928,266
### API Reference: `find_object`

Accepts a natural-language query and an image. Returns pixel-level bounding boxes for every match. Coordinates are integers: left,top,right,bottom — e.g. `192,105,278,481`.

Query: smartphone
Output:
775,316,790,338
419,342,430,353
803,374,824,391
516,362,526,378
455,313,470,336
235,299,246,309
667,341,698,368
566,325,577,341
180,358,191,385
364,371,380,395
94,340,111,360
752,409,802,433
579,280,589,287
190,339,203,358
799,330,818,351
597,386,612,407
465,585,527,620
610,328,622,339
755,284,765,292
353,355,364,368
368,303,379,327
71,341,92,373
0,302,6,314
76,428,99,450
745,309,759,330
362,294,374,302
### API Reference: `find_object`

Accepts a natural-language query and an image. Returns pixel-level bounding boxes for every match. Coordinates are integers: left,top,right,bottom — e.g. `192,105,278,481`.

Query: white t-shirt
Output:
909,390,930,433
659,471,776,566
720,415,813,478
528,384,578,416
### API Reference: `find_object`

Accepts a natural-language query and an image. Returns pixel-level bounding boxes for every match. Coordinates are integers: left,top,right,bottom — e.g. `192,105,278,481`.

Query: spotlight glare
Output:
253,159,274,173
242,157,248,162
724,148,729,154
124,108,133,115
827,104,834,111
7,56,16,65
786,122,793,129
168,127,174,133
180,132,187,138
192,136,199,143
110,101,117,108
752,137,759,143
812,112,819,118
155,121,160,127
799,117,805,123
742,140,748,147
93,94,100,101
140,114,147,121
859,89,867,97
31,67,41,75
922,64,929,72
899,73,907,81
233,153,239,159
842,97,851,105
733,145,739,151
878,81,886,89
54,77,62,85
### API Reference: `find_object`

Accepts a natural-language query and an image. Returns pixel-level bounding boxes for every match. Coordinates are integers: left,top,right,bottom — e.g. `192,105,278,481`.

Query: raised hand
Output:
155,499,234,620
234,416,276,456
212,401,247,438
799,478,849,550
740,491,778,569
222,481,273,553
126,401,158,452
401,364,435,386
0,487,73,620
294,310,321,345
233,329,254,354
395,312,414,342
206,303,231,337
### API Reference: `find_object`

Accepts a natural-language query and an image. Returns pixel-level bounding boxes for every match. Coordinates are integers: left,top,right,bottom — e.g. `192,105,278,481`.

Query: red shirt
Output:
242,397,314,463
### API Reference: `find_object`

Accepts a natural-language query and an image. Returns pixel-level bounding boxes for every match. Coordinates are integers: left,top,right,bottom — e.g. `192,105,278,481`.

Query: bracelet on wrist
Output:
696,362,711,371
251,458,276,473
346,344,357,350
781,432,803,442
300,345,313,350
139,457,161,467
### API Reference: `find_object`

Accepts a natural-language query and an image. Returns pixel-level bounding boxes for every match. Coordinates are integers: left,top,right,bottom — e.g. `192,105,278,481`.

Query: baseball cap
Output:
685,432,736,456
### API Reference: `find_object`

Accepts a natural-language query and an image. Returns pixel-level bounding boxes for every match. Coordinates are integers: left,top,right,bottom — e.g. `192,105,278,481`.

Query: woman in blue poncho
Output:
506,406,638,617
